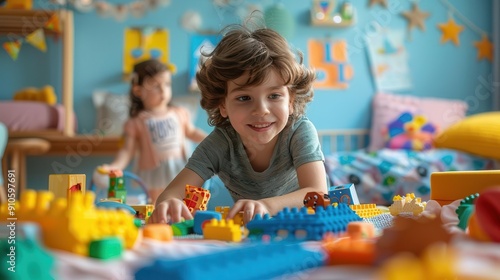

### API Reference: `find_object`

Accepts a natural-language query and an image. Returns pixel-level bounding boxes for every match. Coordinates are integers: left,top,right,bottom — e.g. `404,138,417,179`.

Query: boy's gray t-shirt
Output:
185,116,324,201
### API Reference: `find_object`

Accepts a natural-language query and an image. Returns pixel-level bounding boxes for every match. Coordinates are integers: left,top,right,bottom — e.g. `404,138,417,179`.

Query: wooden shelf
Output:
0,8,61,36
8,135,122,156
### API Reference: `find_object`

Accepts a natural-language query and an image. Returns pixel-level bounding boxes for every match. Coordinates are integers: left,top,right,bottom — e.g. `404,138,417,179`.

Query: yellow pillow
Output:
434,112,500,160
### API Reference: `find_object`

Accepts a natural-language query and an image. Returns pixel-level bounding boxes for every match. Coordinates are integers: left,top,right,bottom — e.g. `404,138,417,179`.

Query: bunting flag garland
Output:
2,13,58,60
3,40,22,61
437,17,464,46
25,29,47,52
44,13,61,32
439,0,494,62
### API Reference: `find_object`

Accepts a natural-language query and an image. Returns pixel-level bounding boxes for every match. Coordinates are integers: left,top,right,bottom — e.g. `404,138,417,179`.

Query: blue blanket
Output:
324,148,499,205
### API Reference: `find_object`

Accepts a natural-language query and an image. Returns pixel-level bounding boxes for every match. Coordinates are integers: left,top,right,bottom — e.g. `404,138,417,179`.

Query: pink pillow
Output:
368,92,468,152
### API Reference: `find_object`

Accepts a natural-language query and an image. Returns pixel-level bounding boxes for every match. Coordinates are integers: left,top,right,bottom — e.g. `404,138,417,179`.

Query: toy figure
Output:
99,59,207,203
150,22,328,225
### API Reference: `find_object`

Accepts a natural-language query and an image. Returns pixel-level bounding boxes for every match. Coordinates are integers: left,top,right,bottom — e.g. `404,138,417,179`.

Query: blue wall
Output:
0,0,494,190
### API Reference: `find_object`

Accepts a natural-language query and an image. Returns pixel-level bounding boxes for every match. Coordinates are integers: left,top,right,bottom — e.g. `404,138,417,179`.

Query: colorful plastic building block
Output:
328,183,359,205
183,185,210,214
303,191,331,210
215,206,244,226
130,204,155,224
388,193,426,216
142,224,174,242
375,215,452,264
246,204,362,241
171,219,194,236
0,190,140,256
48,173,86,201
108,169,127,203
430,170,500,206
89,237,123,260
455,193,479,230
135,242,325,280
322,222,376,266
193,211,222,235
203,219,242,242
468,186,500,242
350,203,382,218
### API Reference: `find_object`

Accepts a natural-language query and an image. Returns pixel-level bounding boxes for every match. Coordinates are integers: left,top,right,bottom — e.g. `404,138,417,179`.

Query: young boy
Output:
150,25,327,224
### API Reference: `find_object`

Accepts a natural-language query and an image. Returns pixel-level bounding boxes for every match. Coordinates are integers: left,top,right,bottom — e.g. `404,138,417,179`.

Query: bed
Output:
317,92,500,205
318,126,500,206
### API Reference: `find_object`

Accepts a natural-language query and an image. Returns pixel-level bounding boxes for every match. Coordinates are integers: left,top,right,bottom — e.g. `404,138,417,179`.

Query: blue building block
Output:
328,183,359,205
193,211,222,235
246,204,362,241
135,242,325,280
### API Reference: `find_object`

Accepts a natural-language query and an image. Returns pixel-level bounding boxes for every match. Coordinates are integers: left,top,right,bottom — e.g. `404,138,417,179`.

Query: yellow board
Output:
430,170,500,206
123,27,169,77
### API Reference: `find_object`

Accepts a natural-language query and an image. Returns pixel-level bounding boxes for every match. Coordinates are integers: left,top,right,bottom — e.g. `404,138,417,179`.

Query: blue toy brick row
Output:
246,205,362,241
134,242,325,280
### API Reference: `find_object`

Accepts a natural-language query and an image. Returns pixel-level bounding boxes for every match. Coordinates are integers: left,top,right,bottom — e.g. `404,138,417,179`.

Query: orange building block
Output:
142,224,173,242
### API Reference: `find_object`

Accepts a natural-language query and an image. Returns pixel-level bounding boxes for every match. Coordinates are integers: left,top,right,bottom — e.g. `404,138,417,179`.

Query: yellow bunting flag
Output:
44,13,61,33
25,29,47,52
3,40,22,61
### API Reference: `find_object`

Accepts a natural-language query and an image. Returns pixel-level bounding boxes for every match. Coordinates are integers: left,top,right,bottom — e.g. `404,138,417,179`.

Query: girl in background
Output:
100,59,207,203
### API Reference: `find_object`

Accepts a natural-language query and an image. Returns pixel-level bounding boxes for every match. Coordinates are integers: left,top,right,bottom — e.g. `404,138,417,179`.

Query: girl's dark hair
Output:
196,25,316,128
129,59,169,118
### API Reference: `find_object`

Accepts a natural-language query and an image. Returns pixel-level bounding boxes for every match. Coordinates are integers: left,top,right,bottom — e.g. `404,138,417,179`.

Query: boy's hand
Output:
227,199,270,225
148,198,193,224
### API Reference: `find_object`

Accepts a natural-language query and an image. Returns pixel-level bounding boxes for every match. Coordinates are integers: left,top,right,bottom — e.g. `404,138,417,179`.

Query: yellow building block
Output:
49,174,86,200
350,204,382,218
215,206,244,226
0,190,139,256
430,170,500,206
203,218,242,242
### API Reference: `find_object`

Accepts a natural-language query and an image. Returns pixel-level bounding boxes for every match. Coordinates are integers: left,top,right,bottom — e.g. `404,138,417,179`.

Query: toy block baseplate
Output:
246,204,362,241
328,183,359,205
430,170,500,206
135,242,324,280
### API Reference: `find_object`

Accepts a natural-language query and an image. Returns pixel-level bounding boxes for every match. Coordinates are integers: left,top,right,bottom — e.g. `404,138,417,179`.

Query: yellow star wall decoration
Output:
401,3,430,39
437,17,464,46
474,35,494,62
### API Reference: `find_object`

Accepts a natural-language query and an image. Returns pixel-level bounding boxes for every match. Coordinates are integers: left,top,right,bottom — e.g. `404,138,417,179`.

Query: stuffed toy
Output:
13,85,57,105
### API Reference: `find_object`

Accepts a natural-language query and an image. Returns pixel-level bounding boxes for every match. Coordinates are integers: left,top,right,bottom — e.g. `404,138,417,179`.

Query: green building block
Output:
171,219,195,236
89,237,123,260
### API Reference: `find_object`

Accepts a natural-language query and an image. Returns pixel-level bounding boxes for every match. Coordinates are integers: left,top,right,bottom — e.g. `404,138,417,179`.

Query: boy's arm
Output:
229,160,328,221
260,160,328,214
151,168,206,223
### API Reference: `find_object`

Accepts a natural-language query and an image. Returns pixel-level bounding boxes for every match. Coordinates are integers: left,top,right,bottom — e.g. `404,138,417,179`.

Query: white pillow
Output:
92,90,200,136
92,91,130,136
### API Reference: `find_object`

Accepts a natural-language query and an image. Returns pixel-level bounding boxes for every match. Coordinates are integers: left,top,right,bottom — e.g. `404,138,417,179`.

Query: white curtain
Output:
494,1,500,110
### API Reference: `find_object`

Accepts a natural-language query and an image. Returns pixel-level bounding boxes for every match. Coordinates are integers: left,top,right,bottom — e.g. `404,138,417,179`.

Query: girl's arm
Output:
185,122,207,143
103,134,136,170
150,168,206,223
228,160,328,223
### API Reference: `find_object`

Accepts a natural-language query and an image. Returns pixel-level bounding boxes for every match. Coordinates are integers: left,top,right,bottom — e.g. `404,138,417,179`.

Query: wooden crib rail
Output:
317,129,369,153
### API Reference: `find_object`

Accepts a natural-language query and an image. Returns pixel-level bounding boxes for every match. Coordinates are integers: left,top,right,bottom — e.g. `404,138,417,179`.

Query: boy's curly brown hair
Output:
196,25,316,128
